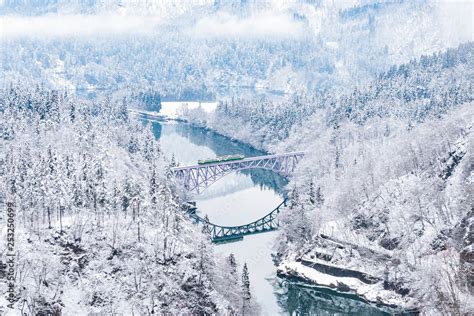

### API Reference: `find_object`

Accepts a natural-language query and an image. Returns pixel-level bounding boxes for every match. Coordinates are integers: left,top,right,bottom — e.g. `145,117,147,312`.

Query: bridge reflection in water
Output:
184,199,287,242
172,152,304,242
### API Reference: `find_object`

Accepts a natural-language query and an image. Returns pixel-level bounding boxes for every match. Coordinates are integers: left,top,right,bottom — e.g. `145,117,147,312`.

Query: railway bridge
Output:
171,152,304,194
171,152,304,242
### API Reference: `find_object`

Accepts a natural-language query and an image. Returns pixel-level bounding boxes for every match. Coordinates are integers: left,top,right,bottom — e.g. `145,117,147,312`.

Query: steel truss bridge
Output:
171,151,304,194
172,152,304,242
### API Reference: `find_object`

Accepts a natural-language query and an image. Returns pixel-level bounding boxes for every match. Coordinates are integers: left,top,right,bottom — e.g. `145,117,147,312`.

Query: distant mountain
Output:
1,0,471,98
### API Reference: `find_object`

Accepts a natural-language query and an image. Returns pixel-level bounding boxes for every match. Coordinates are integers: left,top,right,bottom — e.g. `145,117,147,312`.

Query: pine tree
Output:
289,186,300,209
315,186,324,205
308,180,315,205
197,240,212,285
241,263,251,314
295,205,313,248
142,127,156,162
149,167,158,205
170,154,177,167
118,97,129,122
69,101,76,122
202,214,211,236
228,253,237,277
128,136,139,154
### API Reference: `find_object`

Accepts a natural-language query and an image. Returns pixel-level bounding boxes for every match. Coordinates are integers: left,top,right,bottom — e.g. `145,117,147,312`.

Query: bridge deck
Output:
171,151,305,171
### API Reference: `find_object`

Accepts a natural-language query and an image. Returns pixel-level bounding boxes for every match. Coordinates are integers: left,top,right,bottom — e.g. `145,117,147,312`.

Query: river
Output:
140,108,390,315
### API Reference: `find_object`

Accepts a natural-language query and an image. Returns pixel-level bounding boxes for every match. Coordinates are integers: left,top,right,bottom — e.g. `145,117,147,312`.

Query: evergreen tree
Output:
202,214,211,236
308,180,315,205
294,205,312,248
315,186,324,205
118,97,129,122
228,253,237,276
241,263,251,314
170,154,177,167
128,136,139,154
289,186,300,209
149,167,158,205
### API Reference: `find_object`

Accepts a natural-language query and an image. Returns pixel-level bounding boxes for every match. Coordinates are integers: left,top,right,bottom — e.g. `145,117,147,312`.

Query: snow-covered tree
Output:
241,263,251,315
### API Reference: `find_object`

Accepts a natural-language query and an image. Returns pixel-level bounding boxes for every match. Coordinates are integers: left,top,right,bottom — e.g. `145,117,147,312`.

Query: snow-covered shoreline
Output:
277,259,419,313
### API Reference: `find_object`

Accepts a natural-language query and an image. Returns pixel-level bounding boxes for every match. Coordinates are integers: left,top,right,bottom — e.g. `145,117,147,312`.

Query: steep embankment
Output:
276,104,473,313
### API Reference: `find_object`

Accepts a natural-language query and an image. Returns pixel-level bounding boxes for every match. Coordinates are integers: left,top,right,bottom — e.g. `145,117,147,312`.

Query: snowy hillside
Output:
182,42,473,149
180,42,474,314
1,0,472,98
0,86,257,314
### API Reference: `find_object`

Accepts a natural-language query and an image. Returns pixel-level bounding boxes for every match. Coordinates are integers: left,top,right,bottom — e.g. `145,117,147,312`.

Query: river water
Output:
142,110,389,315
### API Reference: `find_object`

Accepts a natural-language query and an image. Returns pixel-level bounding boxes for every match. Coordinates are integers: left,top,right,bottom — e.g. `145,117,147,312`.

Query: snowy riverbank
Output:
129,101,218,122
277,259,418,313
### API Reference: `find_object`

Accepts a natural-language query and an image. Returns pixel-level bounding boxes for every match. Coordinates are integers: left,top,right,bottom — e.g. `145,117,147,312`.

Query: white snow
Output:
278,260,416,308
161,101,217,118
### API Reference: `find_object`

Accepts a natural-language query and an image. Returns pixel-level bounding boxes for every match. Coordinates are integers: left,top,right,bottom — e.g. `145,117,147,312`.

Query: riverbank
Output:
277,256,419,313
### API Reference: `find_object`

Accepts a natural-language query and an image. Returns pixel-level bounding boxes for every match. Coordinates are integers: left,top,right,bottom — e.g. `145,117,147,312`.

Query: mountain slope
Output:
1,0,471,97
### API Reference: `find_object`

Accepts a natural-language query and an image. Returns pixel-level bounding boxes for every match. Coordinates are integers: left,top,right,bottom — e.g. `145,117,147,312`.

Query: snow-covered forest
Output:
0,86,258,314
1,0,473,314
185,42,473,149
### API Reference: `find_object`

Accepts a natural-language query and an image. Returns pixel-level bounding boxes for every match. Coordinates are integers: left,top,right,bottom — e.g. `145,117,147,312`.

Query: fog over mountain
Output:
1,0,472,98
